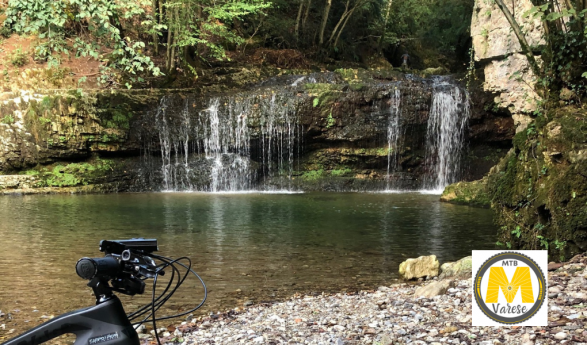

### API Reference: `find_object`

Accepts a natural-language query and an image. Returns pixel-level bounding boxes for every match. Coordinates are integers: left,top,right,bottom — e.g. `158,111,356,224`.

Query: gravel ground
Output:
144,254,587,345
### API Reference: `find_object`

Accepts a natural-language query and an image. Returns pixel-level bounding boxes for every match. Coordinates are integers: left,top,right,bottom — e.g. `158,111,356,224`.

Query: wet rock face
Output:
0,71,514,192
0,90,160,172
131,73,512,191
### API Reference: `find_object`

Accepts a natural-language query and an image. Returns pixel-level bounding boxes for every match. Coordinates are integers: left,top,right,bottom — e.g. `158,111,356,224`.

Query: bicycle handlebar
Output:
76,256,121,280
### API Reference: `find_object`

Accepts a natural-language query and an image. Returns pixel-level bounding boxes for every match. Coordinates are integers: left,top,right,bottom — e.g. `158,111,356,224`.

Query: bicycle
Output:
1,239,207,345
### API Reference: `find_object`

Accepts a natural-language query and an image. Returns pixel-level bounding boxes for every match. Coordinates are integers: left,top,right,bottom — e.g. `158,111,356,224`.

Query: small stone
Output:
442,326,458,334
554,332,567,340
549,286,562,293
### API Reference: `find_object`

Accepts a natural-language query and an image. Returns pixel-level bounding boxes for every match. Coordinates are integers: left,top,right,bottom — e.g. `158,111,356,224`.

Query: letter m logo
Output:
485,267,534,303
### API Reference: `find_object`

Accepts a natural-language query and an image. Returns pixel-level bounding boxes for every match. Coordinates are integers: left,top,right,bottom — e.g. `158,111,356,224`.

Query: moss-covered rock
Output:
486,106,587,260
0,90,160,172
440,178,491,208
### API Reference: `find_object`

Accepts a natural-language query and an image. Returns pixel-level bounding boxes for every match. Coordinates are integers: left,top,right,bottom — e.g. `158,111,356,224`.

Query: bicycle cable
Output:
126,254,207,345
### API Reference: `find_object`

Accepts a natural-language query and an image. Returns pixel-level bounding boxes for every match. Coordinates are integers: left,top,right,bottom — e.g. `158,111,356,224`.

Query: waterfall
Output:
386,88,402,189
143,74,471,193
203,98,253,192
423,81,470,192
151,90,302,192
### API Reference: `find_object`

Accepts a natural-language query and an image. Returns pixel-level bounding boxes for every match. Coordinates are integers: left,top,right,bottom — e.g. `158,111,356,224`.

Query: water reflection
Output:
0,193,495,335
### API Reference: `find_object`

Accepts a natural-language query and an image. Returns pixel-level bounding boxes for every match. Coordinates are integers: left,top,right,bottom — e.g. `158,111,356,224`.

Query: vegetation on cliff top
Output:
0,0,475,89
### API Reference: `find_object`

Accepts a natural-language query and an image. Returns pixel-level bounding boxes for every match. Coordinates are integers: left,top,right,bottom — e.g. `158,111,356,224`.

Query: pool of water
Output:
0,192,495,336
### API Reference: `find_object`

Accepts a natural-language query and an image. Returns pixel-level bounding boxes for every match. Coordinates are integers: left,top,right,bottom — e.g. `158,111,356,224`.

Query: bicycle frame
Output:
1,296,139,345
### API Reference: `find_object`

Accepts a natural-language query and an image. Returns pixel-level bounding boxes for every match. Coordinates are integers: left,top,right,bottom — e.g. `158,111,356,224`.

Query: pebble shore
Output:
146,254,587,345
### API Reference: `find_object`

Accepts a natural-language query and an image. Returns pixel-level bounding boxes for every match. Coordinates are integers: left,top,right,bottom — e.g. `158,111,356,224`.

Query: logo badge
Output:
472,250,547,326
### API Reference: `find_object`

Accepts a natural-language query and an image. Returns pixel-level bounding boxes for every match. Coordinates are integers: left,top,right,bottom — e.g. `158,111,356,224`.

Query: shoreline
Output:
143,254,587,345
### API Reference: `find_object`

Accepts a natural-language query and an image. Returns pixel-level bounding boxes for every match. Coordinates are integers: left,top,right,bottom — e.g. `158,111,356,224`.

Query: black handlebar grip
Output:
76,256,121,280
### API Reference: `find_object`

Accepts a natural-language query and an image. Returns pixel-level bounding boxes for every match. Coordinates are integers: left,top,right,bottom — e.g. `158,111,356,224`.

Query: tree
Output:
318,0,332,45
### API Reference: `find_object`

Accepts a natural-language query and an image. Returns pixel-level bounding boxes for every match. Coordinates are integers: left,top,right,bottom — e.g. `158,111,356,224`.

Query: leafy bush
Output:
3,0,162,86
10,48,28,67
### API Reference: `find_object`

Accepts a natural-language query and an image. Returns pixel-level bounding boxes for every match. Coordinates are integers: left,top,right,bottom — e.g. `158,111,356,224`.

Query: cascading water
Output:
202,98,253,192
386,88,402,189
423,80,470,192
143,73,471,193
151,90,302,192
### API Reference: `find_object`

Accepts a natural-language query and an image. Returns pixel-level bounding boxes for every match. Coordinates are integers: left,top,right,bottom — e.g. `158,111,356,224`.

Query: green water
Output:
0,192,495,333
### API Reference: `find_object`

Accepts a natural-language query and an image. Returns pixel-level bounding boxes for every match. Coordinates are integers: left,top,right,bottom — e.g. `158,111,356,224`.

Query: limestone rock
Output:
483,54,541,116
399,255,440,280
471,0,544,61
414,280,454,298
439,256,473,279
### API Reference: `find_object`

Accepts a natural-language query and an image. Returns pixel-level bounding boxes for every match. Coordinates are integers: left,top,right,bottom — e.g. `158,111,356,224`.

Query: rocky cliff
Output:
0,69,513,193
471,0,544,131
442,0,587,260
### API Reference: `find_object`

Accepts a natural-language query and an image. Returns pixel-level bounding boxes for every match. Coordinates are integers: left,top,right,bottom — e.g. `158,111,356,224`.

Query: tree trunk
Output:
152,0,159,55
493,0,542,80
295,0,305,40
327,0,351,45
319,0,332,45
333,6,356,48
378,0,393,52
166,5,174,72
302,0,312,32
170,7,179,71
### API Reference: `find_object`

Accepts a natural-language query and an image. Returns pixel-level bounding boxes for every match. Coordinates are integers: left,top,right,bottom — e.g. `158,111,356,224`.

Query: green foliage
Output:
10,48,28,67
3,0,162,86
34,159,115,187
313,98,320,108
536,235,549,250
158,0,271,70
301,169,324,181
553,239,566,250
326,111,335,128
511,226,521,238
1,115,15,124
522,2,587,99
330,168,352,177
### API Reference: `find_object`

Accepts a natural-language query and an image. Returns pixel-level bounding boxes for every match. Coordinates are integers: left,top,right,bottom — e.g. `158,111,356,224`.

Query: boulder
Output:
439,256,473,279
399,255,440,280
414,280,455,298
440,179,490,208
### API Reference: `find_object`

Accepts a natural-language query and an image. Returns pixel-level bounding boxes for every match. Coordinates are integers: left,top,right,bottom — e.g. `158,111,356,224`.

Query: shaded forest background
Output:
0,0,474,88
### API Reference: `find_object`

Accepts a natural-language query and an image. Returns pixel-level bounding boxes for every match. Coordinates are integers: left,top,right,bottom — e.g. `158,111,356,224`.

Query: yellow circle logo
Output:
473,252,546,324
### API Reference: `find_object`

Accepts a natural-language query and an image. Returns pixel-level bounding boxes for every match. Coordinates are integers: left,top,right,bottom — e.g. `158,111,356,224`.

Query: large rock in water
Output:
399,255,439,280
440,179,490,208
439,256,473,279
